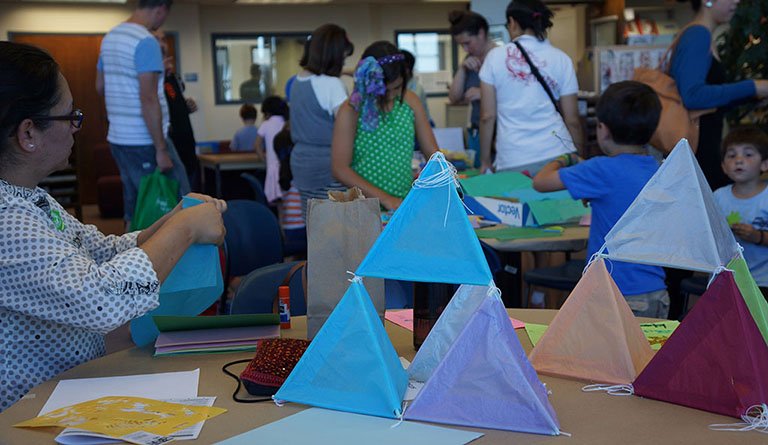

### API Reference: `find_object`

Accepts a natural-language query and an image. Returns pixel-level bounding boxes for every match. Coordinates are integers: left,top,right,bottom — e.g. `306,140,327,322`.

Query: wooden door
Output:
12,33,182,208
11,33,107,205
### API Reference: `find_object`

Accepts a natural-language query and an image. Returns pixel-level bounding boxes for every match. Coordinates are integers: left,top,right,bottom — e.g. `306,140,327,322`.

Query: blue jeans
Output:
110,138,191,222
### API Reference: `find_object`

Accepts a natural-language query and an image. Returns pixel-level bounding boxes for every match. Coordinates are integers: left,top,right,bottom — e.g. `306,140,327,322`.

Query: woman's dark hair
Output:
401,49,416,74
300,24,354,77
721,126,768,161
448,10,489,37
0,41,61,161
239,103,257,120
596,81,661,146
506,0,554,41
261,95,289,118
361,41,410,108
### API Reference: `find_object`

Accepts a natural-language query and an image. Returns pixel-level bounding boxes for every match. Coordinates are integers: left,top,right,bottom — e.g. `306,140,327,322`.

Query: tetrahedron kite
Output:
356,152,492,286
274,279,408,418
633,270,768,418
602,139,739,272
405,294,560,434
529,258,654,385
408,284,492,383
728,256,768,345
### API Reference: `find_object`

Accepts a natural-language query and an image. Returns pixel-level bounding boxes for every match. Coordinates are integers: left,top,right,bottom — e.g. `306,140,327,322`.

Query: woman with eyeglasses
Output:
0,41,227,412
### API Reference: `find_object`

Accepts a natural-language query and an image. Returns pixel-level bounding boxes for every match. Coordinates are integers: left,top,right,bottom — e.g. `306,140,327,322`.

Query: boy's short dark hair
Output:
261,96,289,118
239,104,257,120
721,125,768,161
595,80,661,146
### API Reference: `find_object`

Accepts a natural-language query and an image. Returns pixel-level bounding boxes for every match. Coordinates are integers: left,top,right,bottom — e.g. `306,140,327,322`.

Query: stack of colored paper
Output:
153,314,280,356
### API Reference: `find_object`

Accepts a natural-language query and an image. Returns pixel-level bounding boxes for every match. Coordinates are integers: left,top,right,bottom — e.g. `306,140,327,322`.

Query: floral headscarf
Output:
349,53,405,132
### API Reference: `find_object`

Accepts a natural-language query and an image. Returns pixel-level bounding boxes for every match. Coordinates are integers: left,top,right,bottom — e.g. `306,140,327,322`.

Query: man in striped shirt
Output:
96,0,190,230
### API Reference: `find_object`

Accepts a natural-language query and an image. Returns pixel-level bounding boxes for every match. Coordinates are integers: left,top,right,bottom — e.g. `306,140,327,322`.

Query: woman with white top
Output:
289,24,354,220
479,0,583,174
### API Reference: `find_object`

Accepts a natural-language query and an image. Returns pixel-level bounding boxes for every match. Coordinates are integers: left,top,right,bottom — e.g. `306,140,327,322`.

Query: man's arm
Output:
138,71,172,171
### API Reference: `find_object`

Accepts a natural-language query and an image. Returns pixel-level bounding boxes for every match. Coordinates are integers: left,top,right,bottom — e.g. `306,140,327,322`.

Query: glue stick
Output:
278,285,291,329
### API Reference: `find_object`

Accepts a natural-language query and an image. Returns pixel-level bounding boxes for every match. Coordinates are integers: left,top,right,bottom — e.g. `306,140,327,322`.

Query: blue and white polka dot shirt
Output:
0,179,159,411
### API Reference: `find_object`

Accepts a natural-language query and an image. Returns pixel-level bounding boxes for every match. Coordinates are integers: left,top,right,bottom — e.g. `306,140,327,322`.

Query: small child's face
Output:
721,143,768,183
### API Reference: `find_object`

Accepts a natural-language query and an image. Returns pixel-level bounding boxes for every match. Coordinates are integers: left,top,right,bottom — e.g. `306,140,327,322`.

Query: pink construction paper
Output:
385,309,525,332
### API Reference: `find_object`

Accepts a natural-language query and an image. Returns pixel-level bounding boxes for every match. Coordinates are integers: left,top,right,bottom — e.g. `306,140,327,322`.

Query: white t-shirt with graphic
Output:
479,35,578,170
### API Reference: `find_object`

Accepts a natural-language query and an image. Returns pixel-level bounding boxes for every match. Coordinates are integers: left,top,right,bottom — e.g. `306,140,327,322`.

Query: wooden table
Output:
0,311,752,444
481,226,589,307
197,153,265,198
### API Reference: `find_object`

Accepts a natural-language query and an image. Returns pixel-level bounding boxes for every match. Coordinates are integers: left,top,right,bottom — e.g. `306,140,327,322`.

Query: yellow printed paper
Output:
15,396,225,437
524,323,549,347
640,321,680,351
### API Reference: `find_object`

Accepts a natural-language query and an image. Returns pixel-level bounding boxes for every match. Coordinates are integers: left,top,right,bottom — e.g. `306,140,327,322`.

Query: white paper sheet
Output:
214,408,483,445
40,369,200,415
433,127,466,152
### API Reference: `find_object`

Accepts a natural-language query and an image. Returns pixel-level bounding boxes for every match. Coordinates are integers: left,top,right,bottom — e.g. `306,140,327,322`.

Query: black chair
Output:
679,275,709,319
220,200,284,313
240,172,269,206
230,261,307,316
523,258,586,308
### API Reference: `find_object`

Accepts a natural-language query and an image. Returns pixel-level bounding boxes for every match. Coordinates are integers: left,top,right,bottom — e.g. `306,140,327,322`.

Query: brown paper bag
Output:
306,188,385,339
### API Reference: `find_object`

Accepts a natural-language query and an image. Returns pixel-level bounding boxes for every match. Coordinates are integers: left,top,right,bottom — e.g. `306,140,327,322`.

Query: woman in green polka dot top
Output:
332,41,438,211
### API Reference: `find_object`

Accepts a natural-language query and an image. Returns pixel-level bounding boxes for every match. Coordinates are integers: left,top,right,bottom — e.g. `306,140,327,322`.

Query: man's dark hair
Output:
0,42,60,164
300,24,354,77
261,96,289,118
138,0,173,8
239,104,257,120
448,10,489,37
596,81,661,146
721,125,768,161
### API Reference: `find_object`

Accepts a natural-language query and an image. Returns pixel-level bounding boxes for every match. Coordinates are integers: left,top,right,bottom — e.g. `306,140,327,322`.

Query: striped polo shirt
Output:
98,22,169,146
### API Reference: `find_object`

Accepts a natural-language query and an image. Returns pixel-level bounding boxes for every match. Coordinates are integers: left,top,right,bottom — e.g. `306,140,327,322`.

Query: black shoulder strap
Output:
513,40,561,115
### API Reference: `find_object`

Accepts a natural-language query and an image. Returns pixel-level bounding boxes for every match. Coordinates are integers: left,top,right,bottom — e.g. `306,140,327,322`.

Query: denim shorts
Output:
110,138,191,222
625,289,670,319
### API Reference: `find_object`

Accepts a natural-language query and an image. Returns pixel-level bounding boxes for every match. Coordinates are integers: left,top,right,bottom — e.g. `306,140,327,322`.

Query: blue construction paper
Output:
406,294,560,435
130,196,224,346
462,195,501,222
357,153,492,286
274,280,408,419
214,408,483,445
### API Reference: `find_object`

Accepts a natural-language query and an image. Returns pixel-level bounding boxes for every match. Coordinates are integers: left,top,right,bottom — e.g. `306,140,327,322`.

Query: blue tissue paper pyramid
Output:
274,279,408,418
356,152,492,286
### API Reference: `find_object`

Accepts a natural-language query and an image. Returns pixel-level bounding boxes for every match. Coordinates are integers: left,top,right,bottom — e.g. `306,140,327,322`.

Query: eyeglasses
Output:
31,109,84,129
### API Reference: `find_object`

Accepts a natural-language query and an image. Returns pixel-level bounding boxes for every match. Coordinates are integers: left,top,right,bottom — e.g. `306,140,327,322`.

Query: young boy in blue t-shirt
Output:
533,81,669,318
713,126,768,299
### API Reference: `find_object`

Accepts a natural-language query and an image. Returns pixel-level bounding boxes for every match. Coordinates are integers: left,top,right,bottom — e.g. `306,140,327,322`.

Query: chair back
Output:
230,261,307,316
240,172,269,206
223,200,283,278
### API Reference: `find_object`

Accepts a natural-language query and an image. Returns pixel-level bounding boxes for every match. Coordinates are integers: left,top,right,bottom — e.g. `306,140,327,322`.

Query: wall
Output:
0,1,589,141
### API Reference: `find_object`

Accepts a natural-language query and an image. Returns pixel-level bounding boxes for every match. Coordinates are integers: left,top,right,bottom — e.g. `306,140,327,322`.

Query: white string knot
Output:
581,383,634,396
709,404,768,434
487,281,502,299
584,246,611,275
391,402,408,428
272,396,285,407
412,152,464,226
346,271,362,283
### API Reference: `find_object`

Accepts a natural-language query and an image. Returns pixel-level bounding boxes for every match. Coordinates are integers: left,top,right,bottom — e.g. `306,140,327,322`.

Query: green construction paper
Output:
475,226,563,240
639,321,680,351
524,323,549,346
524,321,681,350
154,345,258,357
726,211,742,225
527,199,590,226
153,314,279,332
459,171,532,197
459,169,481,178
727,256,768,345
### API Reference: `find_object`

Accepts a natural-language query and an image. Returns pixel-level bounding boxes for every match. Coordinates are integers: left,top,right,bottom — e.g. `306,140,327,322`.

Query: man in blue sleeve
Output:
96,0,190,231
533,81,669,318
